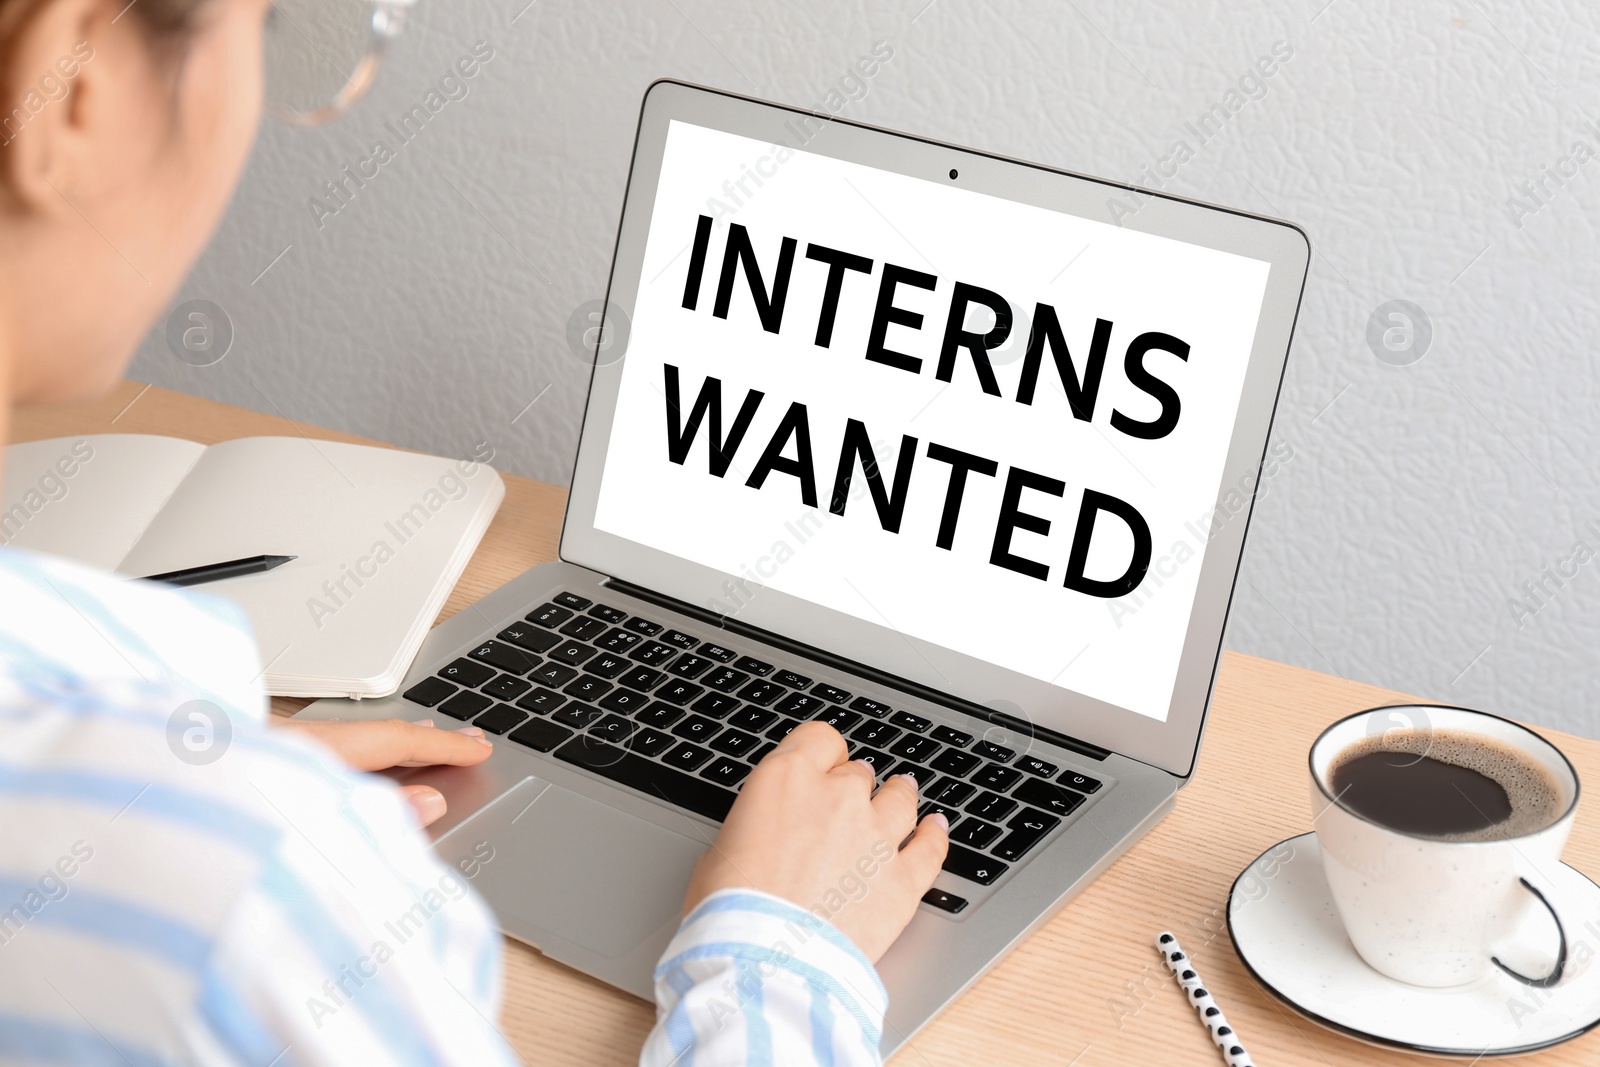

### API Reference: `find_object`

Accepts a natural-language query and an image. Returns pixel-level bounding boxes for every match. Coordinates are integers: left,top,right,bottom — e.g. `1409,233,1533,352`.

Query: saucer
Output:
1227,832,1600,1057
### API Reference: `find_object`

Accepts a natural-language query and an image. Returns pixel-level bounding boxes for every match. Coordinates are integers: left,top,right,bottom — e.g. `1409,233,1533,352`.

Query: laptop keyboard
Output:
403,590,1105,914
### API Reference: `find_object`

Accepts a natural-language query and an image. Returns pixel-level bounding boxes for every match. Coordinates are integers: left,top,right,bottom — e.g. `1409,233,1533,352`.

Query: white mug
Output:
1309,704,1579,988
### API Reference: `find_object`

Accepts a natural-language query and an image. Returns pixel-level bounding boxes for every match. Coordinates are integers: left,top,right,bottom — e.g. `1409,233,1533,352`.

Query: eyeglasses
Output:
263,0,416,126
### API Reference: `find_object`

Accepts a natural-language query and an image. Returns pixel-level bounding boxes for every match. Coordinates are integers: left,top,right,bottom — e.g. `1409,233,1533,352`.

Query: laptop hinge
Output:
603,577,1111,762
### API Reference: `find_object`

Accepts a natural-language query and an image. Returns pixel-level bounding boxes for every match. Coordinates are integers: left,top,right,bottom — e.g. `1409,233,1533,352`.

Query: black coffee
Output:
1329,728,1563,842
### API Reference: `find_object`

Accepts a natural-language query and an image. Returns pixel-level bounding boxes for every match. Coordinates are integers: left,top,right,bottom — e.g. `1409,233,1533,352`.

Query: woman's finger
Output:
869,772,921,839
894,813,950,887
773,720,849,772
282,718,493,771
828,757,877,792
401,784,448,826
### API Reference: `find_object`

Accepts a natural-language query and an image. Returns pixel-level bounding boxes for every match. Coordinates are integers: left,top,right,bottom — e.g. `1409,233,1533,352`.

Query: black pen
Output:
139,554,297,587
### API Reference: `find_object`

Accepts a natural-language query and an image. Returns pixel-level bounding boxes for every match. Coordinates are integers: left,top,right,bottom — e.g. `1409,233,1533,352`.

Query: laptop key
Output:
438,690,493,720
438,658,495,688
734,656,773,676
618,666,665,692
964,790,1017,822
550,641,597,666
531,662,579,687
631,641,677,666
656,681,704,706
597,688,650,714
508,718,572,752
971,764,1022,791
514,687,567,715
527,603,572,628
709,728,760,758
992,810,1061,861
972,741,1016,763
552,702,603,730
701,757,751,788
850,696,891,718
586,653,630,680
671,715,720,742
890,711,932,733
597,628,642,653
699,643,737,662
738,681,784,706
814,708,861,732
853,748,892,775
473,704,527,735
482,674,532,701
889,761,932,783
812,683,851,704
704,667,750,693
887,735,940,763
627,727,674,757
559,615,608,641
950,819,1001,849
589,715,638,743
851,720,901,747
667,654,714,679
588,604,628,624
1013,778,1087,818
1016,756,1058,778
636,701,686,729
562,675,612,702
469,640,540,675
552,591,590,610
497,624,560,654
661,630,699,651
765,717,801,741
623,616,662,635
774,692,824,716
691,692,741,718
1060,771,1103,794
926,777,975,806
921,888,969,914
929,749,981,778
918,801,963,829
662,742,715,772
554,737,735,822
931,725,975,747
747,742,777,764
727,707,777,732
403,677,456,707
773,669,811,689
941,843,1007,886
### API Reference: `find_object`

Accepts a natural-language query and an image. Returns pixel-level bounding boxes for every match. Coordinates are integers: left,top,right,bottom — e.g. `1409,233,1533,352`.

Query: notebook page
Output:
1,435,207,570
118,436,503,694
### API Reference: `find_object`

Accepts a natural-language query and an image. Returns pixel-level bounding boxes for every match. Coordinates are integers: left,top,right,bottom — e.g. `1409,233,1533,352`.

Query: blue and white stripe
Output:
1,546,893,1065
644,889,890,1065
0,548,516,1067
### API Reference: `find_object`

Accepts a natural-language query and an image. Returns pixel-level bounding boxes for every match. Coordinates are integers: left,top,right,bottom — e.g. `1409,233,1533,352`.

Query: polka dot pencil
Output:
1156,931,1255,1067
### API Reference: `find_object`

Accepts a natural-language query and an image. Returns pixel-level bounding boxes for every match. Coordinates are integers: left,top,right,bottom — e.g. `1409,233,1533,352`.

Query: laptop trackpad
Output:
435,776,706,960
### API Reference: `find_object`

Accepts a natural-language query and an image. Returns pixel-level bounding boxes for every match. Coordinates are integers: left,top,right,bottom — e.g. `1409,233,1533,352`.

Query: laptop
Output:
295,79,1309,1053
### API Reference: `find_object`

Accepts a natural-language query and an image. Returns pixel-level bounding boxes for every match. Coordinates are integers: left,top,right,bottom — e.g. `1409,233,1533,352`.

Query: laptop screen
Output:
593,119,1272,724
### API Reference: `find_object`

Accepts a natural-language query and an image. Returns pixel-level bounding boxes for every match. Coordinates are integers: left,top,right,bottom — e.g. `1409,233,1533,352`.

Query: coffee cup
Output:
1309,704,1579,988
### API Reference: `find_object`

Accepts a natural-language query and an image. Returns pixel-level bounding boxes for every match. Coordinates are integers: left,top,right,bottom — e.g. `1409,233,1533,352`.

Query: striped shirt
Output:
0,547,887,1065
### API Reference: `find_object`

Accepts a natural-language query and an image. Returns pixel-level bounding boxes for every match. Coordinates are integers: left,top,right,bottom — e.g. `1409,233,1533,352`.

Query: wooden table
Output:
13,380,1600,1066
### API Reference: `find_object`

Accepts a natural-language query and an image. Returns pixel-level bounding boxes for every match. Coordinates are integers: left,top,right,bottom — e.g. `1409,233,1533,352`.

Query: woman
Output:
0,1,949,1063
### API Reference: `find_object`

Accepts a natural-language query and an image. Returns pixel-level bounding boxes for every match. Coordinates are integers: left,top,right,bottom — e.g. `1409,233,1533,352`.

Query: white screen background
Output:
595,120,1270,722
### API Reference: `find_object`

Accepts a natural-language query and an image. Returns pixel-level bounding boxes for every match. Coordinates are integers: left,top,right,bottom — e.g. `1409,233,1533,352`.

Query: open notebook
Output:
1,434,504,698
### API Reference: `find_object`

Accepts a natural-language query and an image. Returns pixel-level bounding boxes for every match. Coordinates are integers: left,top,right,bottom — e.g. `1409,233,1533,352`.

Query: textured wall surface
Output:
131,0,1600,738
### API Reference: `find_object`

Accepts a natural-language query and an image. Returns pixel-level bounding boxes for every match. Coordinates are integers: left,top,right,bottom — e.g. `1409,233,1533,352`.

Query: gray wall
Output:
133,0,1600,738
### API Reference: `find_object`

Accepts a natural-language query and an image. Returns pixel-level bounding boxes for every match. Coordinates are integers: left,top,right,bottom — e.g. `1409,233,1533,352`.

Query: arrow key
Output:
991,810,1061,861
940,843,1008,886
